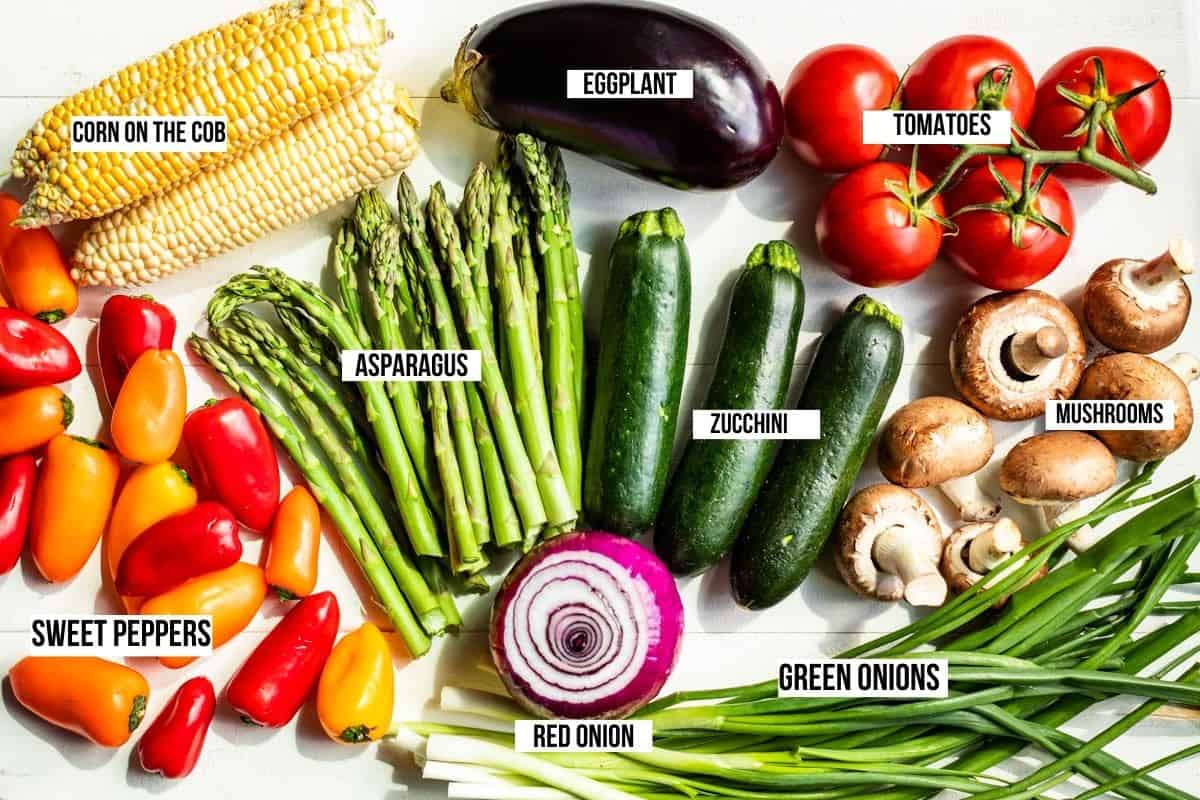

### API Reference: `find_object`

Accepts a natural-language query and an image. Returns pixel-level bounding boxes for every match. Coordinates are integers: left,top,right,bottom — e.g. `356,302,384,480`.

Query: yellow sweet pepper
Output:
317,623,394,742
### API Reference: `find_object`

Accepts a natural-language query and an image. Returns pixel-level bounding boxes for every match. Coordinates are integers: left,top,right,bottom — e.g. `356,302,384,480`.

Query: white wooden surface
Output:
1,0,1199,797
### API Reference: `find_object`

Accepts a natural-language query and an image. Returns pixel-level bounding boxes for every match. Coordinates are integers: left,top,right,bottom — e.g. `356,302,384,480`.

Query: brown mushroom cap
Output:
950,290,1086,421
1084,258,1191,355
834,484,943,603
878,396,994,488
1074,353,1195,461
999,431,1118,505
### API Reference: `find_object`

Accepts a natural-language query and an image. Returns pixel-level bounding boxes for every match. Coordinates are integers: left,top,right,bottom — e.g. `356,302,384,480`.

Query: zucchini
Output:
731,295,903,609
655,241,805,575
584,208,690,536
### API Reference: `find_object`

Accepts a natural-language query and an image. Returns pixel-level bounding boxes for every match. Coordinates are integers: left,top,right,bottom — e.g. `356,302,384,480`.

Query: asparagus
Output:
514,134,583,513
210,322,448,636
331,221,375,350
398,174,549,537
354,188,420,347
498,137,543,376
428,181,577,530
188,334,431,657
489,164,566,548
208,268,444,558
460,162,495,346
546,142,586,419
419,558,463,634
394,240,486,574
225,310,388,499
350,196,442,513
402,242,522,550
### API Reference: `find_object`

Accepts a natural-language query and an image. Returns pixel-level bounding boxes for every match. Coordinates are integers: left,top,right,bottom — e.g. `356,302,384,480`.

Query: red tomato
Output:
903,35,1036,168
1029,47,1171,184
816,162,946,287
783,44,899,173
943,157,1074,290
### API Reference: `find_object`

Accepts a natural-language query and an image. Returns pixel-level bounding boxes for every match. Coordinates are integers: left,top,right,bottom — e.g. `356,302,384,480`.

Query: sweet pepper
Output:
0,308,80,389
97,294,176,407
0,385,72,457
111,348,187,464
265,486,320,599
9,656,148,747
317,623,394,742
116,501,242,597
0,454,36,574
137,676,215,779
0,194,77,323
227,591,340,727
183,397,279,531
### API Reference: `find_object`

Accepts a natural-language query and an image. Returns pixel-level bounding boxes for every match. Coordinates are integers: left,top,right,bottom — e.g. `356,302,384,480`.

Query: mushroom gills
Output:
872,525,947,607
967,517,1023,572
1122,239,1194,312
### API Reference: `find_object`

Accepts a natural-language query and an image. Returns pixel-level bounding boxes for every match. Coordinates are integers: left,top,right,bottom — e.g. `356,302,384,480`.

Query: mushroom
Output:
1074,352,1198,462
998,431,1117,552
950,290,1086,421
877,396,1000,521
1084,239,1193,354
835,484,947,607
941,518,1045,605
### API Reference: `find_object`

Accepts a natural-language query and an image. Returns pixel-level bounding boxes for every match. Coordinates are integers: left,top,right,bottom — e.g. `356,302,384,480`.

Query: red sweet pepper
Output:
97,294,176,408
115,502,243,597
183,398,279,532
0,309,81,389
227,591,340,727
0,454,36,574
137,676,216,779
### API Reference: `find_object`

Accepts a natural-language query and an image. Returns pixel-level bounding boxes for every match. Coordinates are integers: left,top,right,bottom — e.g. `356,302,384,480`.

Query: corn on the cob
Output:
71,80,421,287
19,0,388,228
10,0,306,181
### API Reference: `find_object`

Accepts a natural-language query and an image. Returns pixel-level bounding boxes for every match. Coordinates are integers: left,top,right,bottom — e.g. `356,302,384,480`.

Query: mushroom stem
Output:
967,518,1022,572
940,474,1001,522
873,526,947,607
1166,353,1200,384
1008,326,1068,377
1129,239,1195,290
1045,493,1108,553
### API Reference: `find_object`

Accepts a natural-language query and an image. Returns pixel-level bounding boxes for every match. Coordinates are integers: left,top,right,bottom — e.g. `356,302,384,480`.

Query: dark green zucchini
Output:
731,295,904,609
584,208,690,536
655,241,805,575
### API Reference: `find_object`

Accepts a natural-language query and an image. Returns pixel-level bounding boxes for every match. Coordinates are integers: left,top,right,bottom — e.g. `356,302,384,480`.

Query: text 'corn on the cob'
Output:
71,79,421,287
15,0,388,228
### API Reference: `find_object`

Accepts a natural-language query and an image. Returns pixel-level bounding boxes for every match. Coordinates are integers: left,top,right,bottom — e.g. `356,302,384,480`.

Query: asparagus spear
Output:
546,143,587,423
489,164,566,548
210,322,448,636
398,174,549,537
419,558,463,634
428,181,577,530
225,309,388,500
389,238,486,574
498,137,543,375
354,188,420,348
514,134,583,513
208,269,444,559
460,163,495,346
188,334,431,657
331,221,375,350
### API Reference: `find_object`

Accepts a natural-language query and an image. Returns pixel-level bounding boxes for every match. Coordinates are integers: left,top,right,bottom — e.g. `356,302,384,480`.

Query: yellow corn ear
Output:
19,0,388,228
10,0,307,181
71,80,421,287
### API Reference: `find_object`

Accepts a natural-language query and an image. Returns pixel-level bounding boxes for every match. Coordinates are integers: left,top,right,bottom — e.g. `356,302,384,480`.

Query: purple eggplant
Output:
442,0,784,190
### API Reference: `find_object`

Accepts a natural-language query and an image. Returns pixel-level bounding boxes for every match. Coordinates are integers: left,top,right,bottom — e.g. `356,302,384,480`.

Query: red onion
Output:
490,531,684,719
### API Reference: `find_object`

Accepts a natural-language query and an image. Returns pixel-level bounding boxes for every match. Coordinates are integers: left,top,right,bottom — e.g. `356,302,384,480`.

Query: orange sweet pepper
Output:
111,349,186,464
9,656,149,747
140,562,267,668
317,623,394,742
0,194,77,323
31,435,121,582
0,385,72,457
265,486,320,599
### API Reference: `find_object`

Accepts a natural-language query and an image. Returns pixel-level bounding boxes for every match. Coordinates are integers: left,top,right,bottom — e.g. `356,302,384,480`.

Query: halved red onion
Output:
490,531,684,719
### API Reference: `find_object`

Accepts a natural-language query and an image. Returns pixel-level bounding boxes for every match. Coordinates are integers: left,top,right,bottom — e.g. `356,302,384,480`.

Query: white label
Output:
861,110,1012,144
70,115,228,153
566,70,694,99
1046,400,1175,431
514,720,653,753
693,410,820,440
777,659,949,698
340,350,481,382
29,614,213,657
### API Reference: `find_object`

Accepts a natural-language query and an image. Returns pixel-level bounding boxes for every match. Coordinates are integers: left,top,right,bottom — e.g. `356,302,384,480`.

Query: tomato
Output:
943,157,1074,290
1029,47,1170,184
783,44,899,173
903,35,1035,168
815,162,946,287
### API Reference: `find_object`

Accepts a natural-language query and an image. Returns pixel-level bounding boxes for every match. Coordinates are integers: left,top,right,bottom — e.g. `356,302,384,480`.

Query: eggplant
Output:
442,0,784,190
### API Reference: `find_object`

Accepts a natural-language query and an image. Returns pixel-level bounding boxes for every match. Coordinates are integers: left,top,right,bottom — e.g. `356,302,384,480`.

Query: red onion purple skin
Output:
490,530,685,719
